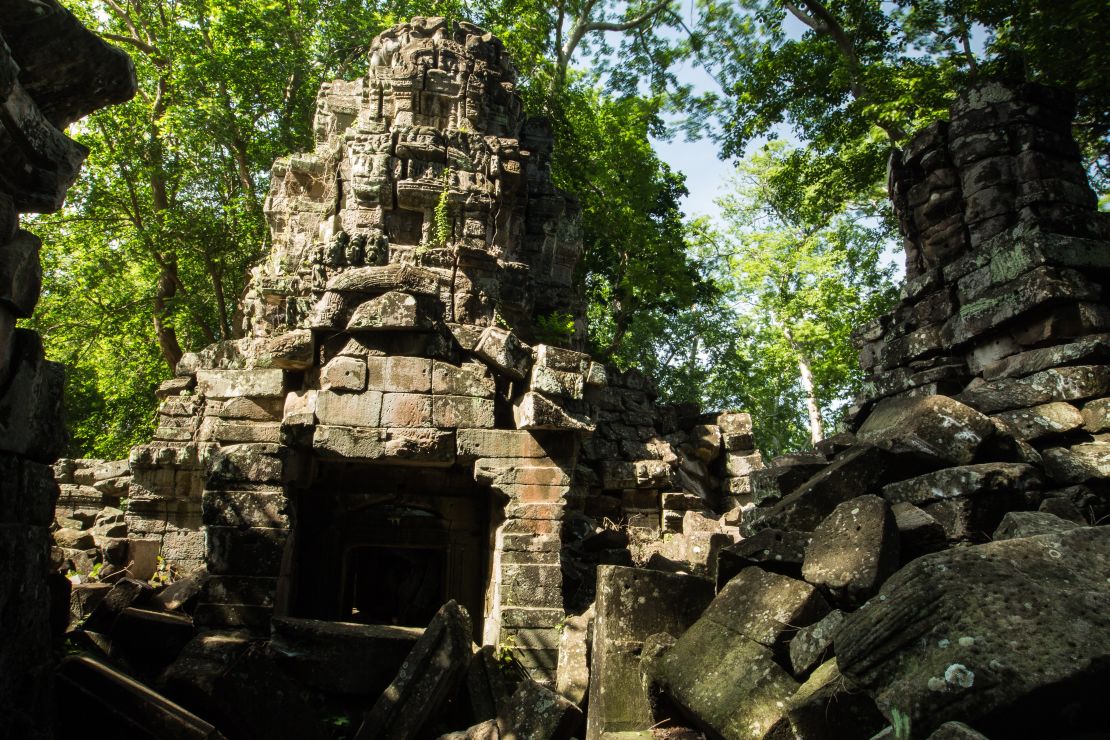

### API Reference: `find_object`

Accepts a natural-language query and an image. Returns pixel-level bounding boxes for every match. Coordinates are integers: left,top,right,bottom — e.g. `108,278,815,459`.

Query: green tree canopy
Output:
691,141,898,454
684,0,1110,219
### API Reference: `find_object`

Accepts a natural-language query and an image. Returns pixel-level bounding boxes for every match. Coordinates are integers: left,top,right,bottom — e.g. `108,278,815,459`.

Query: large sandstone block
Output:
513,392,595,433
356,601,474,740
801,494,899,607
433,395,495,428
835,526,1110,737
981,333,1110,381
646,568,828,739
456,429,576,460
993,401,1082,440
432,360,495,397
745,444,891,534
717,412,754,451
956,365,1110,414
883,463,1042,542
205,443,284,484
0,230,41,317
365,355,432,392
716,528,811,587
258,329,314,369
196,368,284,399
0,454,57,527
320,355,366,391
205,526,288,576
326,263,440,295
585,566,713,739
857,394,994,465
648,623,797,740
1041,442,1110,484
380,392,433,427
56,655,223,740
269,617,421,697
315,389,382,427
0,330,65,463
704,567,829,647
498,678,583,739
784,659,885,738
882,463,1042,507
346,290,435,330
473,325,532,380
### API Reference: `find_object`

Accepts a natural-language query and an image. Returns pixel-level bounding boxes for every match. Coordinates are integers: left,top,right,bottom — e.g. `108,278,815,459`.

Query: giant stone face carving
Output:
246,17,582,343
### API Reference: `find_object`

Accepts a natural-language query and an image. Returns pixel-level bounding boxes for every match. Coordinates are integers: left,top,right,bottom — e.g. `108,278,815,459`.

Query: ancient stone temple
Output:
117,17,748,681
0,2,136,736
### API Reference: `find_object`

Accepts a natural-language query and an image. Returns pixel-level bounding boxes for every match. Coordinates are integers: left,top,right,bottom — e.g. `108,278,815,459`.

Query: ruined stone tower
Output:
122,18,751,680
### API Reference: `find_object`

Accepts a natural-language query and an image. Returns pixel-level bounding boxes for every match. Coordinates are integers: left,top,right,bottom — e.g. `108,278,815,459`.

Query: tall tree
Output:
693,142,897,450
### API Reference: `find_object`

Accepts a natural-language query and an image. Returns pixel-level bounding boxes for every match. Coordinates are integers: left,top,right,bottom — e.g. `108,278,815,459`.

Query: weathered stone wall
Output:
856,80,1110,411
0,3,135,735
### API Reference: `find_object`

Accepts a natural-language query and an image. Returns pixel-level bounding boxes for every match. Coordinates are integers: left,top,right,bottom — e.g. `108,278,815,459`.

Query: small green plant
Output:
149,555,173,586
324,714,350,728
430,169,452,248
533,311,575,346
890,707,911,740
88,561,104,581
119,497,129,513
492,305,510,329
494,633,517,670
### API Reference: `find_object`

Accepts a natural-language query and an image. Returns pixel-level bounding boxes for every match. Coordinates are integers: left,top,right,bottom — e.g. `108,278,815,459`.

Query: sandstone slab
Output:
801,494,899,608
835,526,1110,737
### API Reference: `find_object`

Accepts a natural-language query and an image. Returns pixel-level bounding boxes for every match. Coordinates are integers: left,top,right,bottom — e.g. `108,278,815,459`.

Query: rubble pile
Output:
59,591,589,740
580,81,1110,740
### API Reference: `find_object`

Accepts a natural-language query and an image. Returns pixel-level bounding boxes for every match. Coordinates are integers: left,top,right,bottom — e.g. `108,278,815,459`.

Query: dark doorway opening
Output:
286,463,491,639
343,545,445,627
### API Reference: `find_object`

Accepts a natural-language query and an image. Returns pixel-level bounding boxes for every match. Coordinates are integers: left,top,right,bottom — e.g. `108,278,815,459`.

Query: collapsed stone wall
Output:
0,3,135,736
856,81,1110,409
580,80,1110,740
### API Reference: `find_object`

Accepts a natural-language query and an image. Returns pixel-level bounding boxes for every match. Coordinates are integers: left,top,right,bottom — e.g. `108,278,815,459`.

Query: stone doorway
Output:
286,463,492,639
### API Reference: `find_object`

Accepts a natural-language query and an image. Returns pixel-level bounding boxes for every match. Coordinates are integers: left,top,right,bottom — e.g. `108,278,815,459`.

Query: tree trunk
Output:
783,324,824,444
153,263,184,372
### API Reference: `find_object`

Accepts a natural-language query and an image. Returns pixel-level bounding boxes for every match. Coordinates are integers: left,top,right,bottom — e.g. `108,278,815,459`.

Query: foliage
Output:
690,142,898,454
685,0,1110,221
550,87,713,366
430,169,453,249
533,311,577,346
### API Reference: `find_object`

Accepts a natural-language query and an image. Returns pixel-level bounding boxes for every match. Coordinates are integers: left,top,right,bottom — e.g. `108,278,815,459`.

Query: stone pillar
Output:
467,428,579,678
0,4,135,735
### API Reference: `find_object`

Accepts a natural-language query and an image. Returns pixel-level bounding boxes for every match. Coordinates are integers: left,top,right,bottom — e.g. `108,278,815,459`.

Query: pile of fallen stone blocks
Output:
51,457,166,584
58,594,583,740
563,81,1110,740
579,392,1110,739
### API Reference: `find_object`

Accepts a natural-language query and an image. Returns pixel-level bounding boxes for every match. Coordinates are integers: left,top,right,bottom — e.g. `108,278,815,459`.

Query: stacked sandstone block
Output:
857,81,1110,411
0,4,135,734
850,80,1110,511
